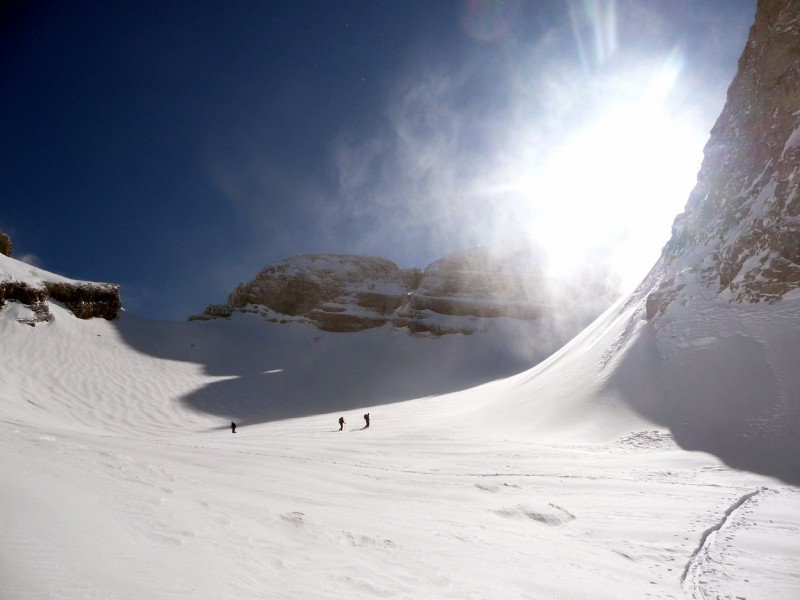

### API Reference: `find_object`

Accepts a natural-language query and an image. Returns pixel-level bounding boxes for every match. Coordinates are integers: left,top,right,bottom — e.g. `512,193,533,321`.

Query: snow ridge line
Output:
680,487,767,596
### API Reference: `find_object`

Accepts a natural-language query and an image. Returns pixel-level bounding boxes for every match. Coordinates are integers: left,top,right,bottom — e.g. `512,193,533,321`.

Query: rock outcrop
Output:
43,281,122,320
226,254,420,320
0,253,122,325
203,254,422,332
410,248,543,319
646,0,800,317
0,233,12,257
191,248,547,334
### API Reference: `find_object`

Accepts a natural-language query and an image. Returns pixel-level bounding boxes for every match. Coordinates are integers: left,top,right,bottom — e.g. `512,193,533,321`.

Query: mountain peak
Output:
191,247,557,334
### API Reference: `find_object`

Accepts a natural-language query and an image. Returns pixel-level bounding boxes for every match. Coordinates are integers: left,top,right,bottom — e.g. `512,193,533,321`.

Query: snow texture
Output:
1,255,799,599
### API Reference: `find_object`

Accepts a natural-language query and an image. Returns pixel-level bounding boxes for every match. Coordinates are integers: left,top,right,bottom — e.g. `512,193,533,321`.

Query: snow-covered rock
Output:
582,0,800,483
0,253,121,324
646,0,800,317
193,248,552,334
192,254,422,332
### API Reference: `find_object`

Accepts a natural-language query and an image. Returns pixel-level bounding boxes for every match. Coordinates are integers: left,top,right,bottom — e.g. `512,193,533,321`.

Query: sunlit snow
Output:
1,253,798,599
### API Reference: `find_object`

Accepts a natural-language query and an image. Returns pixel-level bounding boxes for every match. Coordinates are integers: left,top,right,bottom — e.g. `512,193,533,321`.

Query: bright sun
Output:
518,61,707,291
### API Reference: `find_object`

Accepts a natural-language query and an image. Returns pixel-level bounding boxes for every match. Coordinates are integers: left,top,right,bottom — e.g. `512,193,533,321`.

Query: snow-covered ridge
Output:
0,251,121,324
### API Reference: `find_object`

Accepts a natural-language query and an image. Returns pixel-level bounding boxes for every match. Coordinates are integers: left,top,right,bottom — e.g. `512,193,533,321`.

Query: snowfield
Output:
1,257,799,598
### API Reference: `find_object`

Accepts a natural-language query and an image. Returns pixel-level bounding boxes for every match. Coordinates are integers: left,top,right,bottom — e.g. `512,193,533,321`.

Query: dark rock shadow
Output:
604,324,800,485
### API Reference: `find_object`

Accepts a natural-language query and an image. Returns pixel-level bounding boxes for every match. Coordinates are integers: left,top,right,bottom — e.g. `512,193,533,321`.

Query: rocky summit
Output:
646,0,800,318
191,247,548,334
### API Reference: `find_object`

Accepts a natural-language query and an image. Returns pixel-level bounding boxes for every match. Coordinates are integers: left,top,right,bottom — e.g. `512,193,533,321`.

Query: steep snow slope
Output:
452,283,800,483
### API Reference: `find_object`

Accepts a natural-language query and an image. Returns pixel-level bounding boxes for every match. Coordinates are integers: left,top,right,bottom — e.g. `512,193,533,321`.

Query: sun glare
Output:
518,60,706,291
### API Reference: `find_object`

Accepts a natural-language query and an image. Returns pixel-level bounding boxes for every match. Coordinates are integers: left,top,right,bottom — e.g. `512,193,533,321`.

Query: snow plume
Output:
0,224,39,266
328,66,515,263
324,53,653,303
326,64,508,264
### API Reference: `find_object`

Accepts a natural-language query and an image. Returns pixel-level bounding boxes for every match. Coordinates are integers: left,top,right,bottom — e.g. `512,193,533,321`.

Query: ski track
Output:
681,487,767,600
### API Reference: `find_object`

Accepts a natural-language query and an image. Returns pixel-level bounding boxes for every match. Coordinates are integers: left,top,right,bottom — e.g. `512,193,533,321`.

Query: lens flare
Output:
568,0,619,70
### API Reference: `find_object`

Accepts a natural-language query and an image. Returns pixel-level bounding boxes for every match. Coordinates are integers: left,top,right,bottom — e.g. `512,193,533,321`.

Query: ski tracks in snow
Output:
681,487,767,600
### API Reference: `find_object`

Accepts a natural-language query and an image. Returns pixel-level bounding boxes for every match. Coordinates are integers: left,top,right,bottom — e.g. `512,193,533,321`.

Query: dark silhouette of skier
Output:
231,421,237,433
338,416,345,431
363,413,370,428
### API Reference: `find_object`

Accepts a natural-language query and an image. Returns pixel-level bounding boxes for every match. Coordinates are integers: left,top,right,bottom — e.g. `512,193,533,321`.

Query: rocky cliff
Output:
226,254,420,330
646,0,800,318
410,248,544,319
0,245,122,325
191,248,548,334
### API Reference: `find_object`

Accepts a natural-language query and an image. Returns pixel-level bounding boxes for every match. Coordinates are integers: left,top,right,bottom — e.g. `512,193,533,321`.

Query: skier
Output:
363,413,370,428
338,416,345,431
231,421,237,433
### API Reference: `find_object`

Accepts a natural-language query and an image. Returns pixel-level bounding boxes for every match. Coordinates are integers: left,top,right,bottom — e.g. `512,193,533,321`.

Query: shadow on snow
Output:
112,312,546,427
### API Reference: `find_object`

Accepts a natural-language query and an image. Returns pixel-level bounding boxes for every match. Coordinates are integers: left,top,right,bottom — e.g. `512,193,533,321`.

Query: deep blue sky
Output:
2,1,755,320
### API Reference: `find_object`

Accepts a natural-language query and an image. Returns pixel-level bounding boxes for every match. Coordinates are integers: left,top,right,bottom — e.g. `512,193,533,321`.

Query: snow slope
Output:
458,279,800,484
2,272,798,598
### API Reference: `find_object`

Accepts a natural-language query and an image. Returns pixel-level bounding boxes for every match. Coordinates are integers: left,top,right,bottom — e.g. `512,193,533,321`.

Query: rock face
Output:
227,254,420,319
626,0,800,483
210,254,421,332
646,0,800,317
0,253,122,325
0,233,12,257
43,281,122,320
192,249,547,334
0,280,122,325
410,248,543,319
